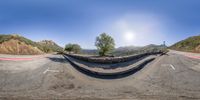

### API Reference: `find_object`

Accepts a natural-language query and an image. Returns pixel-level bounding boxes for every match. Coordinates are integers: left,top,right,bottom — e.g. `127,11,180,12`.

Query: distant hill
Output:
81,44,166,56
170,35,200,53
142,44,166,52
38,40,63,53
0,34,63,55
112,46,141,56
113,44,166,56
81,49,98,55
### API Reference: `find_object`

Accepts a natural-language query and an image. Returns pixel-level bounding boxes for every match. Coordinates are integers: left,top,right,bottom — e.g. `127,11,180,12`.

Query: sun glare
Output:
124,31,135,42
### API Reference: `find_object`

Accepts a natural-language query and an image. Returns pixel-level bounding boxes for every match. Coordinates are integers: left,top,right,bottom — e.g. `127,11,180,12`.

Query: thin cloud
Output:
109,13,167,47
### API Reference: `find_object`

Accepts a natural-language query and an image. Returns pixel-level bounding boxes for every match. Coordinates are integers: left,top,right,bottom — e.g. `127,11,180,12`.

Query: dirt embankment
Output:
0,39,43,55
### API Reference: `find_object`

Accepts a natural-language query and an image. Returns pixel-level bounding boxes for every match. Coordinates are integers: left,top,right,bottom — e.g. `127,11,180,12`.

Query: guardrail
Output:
64,52,162,64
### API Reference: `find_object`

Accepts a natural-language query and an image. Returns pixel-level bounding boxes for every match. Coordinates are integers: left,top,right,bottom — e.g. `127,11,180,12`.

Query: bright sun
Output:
124,31,135,42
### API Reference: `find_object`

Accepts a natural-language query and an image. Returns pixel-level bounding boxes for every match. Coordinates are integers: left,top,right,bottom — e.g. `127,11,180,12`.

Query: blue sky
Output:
0,0,200,49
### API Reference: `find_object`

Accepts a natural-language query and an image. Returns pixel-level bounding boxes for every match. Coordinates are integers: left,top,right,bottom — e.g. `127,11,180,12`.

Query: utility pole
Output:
163,41,166,46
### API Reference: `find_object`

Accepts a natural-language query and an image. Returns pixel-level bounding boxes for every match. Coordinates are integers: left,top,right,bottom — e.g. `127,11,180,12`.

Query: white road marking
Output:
161,64,175,70
43,67,49,74
169,64,175,70
43,67,60,74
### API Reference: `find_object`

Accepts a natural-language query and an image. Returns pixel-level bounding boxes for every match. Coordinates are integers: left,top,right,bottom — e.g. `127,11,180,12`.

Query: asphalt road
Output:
0,51,200,100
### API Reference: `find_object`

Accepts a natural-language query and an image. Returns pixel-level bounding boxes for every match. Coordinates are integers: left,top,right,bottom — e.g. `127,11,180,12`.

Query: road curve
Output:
0,52,199,99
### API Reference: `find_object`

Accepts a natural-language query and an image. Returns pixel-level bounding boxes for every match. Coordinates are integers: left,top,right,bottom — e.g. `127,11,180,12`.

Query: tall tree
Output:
95,33,115,56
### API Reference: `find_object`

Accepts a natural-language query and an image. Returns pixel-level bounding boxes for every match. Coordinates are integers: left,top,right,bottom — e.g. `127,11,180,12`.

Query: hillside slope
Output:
0,39,43,55
0,34,63,55
0,34,44,55
170,35,200,53
38,40,63,53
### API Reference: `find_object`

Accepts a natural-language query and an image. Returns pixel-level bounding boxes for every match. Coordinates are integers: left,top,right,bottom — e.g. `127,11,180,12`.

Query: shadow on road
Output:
64,55,154,79
46,56,69,63
68,55,149,69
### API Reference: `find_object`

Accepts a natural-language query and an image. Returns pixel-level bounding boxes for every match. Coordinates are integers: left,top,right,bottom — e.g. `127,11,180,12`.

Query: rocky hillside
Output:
0,39,43,55
170,35,200,53
38,40,63,53
0,34,63,55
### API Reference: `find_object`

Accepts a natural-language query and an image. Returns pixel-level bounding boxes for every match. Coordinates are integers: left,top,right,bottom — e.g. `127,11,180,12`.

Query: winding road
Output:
0,50,200,100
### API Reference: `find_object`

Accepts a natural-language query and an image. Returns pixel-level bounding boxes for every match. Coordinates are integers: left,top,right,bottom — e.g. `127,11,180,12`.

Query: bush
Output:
65,43,81,54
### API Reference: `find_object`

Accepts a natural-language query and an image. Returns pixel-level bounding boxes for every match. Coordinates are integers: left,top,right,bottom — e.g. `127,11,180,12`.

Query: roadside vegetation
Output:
65,43,81,54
